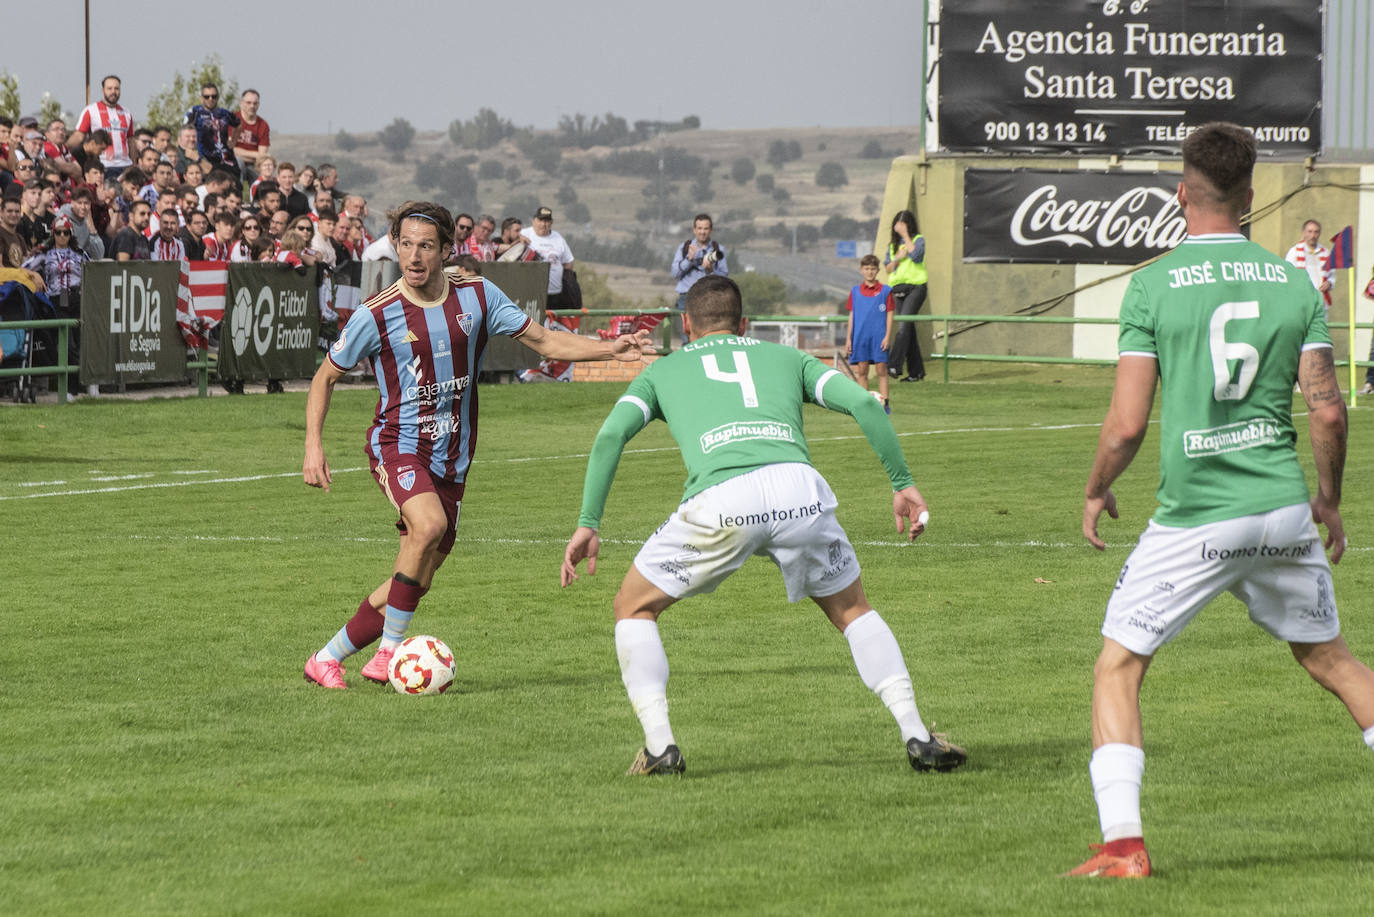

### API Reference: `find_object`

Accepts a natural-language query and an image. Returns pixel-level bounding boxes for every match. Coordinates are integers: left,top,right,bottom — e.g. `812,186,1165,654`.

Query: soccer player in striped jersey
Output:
560,275,966,776
301,201,654,689
1067,123,1374,879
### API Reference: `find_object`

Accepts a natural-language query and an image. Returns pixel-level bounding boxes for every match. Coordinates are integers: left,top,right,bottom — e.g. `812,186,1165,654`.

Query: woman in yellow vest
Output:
884,210,927,382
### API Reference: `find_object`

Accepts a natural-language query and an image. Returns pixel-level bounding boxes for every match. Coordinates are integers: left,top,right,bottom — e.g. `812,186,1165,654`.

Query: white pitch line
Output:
104,532,1374,554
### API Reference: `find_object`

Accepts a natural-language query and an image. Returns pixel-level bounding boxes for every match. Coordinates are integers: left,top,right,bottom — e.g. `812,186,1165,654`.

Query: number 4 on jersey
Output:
702,351,759,408
1209,301,1260,401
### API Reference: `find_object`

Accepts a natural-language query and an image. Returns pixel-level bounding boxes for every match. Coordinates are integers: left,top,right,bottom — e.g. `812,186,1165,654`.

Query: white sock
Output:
1363,725,1374,751
843,610,930,743
615,618,675,756
1090,743,1145,842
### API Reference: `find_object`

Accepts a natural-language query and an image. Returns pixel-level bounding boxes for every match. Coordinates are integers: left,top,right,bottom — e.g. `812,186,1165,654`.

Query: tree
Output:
766,140,791,169
379,117,416,156
146,54,238,128
39,93,71,127
860,138,886,159
335,129,358,151
477,160,505,181
733,272,787,314
449,107,514,150
0,71,19,120
755,173,775,194
690,172,713,203
862,194,880,216
730,157,756,186
815,161,849,191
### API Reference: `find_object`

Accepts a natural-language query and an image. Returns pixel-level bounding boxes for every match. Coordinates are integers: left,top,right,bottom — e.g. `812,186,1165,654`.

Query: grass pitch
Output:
3,364,1373,916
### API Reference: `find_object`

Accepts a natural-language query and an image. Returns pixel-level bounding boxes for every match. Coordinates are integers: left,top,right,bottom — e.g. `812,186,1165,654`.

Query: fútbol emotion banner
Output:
219,264,319,382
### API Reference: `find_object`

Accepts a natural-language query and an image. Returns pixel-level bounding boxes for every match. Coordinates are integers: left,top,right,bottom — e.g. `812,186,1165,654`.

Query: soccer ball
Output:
388,635,456,695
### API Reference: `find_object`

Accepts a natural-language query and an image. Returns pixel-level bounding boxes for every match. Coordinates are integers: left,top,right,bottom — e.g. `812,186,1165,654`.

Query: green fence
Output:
550,308,1374,398
0,317,211,403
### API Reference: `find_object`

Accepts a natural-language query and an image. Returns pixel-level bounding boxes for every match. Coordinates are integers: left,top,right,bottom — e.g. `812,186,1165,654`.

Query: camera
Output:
703,248,720,265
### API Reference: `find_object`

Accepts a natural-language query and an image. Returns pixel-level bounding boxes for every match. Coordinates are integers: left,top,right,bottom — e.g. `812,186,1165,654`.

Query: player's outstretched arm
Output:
1299,345,1348,563
1082,355,1156,550
561,526,600,587
303,360,347,492
518,322,655,363
893,486,929,542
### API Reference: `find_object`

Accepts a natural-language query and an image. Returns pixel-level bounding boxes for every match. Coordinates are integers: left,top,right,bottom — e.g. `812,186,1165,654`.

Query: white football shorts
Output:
634,462,861,603
1103,501,1339,655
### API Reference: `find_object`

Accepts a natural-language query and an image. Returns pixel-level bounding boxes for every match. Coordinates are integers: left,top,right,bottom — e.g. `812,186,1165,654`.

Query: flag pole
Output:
1350,264,1359,406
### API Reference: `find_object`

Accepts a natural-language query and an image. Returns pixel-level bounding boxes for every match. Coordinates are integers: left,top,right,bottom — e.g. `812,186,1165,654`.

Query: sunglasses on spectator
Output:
243,223,260,230
457,222,474,230
16,163,36,171
54,229,72,236
202,92,218,100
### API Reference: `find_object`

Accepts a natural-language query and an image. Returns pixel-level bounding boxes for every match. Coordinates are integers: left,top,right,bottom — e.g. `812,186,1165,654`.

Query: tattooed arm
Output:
1299,345,1347,563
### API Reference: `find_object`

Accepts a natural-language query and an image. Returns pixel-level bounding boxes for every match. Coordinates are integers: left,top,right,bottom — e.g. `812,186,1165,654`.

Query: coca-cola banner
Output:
962,168,1190,264
937,0,1321,156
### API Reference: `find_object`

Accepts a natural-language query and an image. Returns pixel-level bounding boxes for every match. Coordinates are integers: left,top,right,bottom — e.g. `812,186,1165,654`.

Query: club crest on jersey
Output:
397,469,416,491
458,312,474,336
331,328,347,352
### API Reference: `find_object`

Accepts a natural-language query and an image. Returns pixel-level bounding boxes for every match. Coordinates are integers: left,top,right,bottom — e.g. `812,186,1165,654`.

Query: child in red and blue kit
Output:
844,253,895,413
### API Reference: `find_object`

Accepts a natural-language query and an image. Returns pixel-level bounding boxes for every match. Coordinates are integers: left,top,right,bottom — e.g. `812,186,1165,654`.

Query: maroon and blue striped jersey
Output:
327,273,532,482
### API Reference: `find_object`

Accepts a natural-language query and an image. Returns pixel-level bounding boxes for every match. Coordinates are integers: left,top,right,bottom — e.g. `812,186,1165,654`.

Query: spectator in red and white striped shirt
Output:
463,214,498,262
151,208,187,261
201,210,237,261
70,76,135,179
42,120,82,182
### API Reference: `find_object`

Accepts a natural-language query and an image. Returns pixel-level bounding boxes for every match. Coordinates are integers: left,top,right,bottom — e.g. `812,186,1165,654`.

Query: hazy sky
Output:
8,1,923,135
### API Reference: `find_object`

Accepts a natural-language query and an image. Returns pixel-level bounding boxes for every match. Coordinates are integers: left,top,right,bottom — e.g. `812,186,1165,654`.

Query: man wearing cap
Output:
71,76,135,180
520,206,576,309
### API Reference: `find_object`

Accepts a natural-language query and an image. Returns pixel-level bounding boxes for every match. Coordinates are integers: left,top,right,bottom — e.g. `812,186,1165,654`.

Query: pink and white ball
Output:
388,635,457,695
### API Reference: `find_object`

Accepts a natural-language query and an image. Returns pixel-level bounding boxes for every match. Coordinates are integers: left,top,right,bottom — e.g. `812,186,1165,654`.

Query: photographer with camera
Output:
670,213,728,344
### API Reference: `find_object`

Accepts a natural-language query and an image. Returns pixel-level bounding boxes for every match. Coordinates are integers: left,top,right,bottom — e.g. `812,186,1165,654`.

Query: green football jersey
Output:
1117,233,1329,527
576,334,914,529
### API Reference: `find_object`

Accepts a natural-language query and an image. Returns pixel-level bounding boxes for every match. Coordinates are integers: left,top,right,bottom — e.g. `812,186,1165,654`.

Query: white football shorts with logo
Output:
634,462,860,603
1103,501,1339,655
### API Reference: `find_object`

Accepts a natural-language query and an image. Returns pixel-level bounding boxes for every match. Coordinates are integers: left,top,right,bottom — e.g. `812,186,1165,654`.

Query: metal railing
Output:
547,308,1374,399
0,318,211,403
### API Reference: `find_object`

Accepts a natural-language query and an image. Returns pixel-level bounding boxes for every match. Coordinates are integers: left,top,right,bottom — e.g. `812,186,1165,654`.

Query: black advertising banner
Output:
219,264,319,381
937,0,1322,155
963,169,1189,264
81,262,186,384
479,262,548,372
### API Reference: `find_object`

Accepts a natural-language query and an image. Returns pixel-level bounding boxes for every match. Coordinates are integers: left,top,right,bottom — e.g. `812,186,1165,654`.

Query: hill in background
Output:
272,122,919,312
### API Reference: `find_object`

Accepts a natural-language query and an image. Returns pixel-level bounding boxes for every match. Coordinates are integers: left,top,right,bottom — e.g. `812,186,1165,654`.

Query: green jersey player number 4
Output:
561,275,966,778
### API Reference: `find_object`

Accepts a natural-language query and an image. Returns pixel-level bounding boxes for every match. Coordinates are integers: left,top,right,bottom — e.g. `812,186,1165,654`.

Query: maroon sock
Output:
344,598,385,650
387,576,425,613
